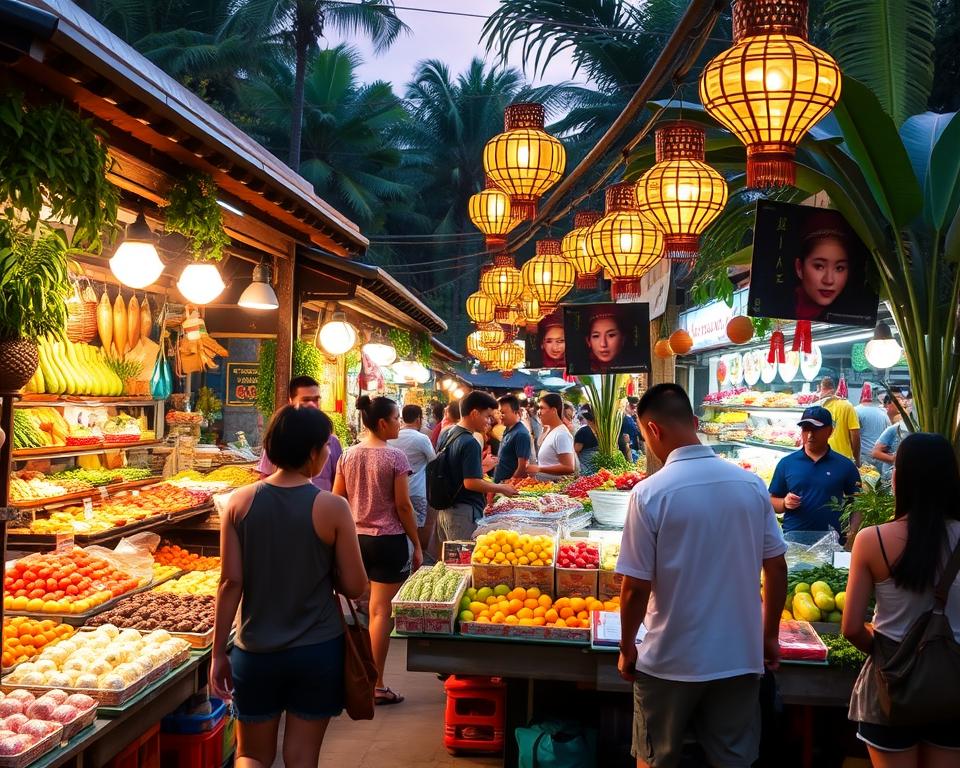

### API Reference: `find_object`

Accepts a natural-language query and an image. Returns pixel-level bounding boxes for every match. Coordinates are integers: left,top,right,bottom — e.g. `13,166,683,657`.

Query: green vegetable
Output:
821,634,867,670
831,483,895,536
788,564,849,595
164,173,230,262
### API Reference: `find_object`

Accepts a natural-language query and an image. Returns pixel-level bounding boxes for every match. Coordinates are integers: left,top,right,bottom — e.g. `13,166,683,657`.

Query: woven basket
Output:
66,278,98,343
0,338,38,392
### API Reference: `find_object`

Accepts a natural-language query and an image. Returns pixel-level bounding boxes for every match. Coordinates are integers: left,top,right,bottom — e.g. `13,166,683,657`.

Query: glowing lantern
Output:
635,123,728,263
561,210,603,289
669,329,694,355
699,0,842,188
483,103,566,223
521,239,575,315
468,176,519,250
585,182,664,300
466,291,496,324
495,343,525,372
317,312,357,356
654,339,676,359
478,321,505,349
480,253,524,321
520,288,544,332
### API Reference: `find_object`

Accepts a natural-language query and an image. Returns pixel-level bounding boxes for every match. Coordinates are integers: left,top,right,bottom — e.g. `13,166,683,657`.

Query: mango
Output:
459,610,474,622
794,582,811,594
460,596,471,611
826,611,843,623
792,593,822,622
811,581,833,597
834,592,845,612
476,587,493,602
814,593,836,612
781,609,794,621
494,584,510,596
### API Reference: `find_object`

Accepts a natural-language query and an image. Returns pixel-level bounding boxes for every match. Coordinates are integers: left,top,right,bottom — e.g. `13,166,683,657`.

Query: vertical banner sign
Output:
226,363,259,406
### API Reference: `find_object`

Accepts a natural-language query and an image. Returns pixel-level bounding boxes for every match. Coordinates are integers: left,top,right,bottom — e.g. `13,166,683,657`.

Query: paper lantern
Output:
654,339,676,359
585,182,665,300
635,123,728,262
699,0,841,188
669,329,693,355
466,291,496,324
864,323,902,369
561,210,603,289
362,330,397,367
468,176,519,249
520,288,544,331
483,103,566,222
480,253,524,321
726,315,755,344
177,262,225,305
477,321,505,349
495,343,525,372
521,239,575,315
466,331,498,363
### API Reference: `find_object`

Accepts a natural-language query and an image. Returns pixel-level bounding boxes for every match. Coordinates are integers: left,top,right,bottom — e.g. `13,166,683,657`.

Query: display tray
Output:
701,404,808,412
0,722,63,768
96,653,194,717
7,517,161,547
7,477,162,511
165,503,214,525
17,396,159,407
12,440,162,460
5,590,141,626
459,621,590,645
59,701,98,741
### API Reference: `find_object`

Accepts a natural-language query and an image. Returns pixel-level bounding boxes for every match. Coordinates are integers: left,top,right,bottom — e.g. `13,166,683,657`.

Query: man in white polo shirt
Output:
616,384,787,768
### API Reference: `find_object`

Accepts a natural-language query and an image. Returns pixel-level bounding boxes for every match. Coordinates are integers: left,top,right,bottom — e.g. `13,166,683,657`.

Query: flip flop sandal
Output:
375,687,405,705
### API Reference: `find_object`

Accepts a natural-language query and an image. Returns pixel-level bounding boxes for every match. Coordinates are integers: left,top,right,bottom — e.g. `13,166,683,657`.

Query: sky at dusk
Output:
324,0,583,99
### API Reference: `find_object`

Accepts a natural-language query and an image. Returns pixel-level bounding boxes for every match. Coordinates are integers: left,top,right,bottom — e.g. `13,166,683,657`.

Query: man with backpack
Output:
428,391,518,543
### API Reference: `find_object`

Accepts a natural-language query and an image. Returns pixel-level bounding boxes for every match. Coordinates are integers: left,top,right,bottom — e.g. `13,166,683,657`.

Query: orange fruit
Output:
504,615,519,626
577,611,589,621
525,587,541,599
545,609,559,623
523,599,539,610
553,618,567,628
518,618,535,627
517,608,534,620
559,607,574,620
554,597,570,610
507,599,523,615
533,617,546,626
533,607,546,618
537,595,553,608
570,597,586,613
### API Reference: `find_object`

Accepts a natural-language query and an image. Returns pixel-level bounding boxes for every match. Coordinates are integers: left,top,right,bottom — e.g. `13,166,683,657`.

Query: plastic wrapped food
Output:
778,620,829,663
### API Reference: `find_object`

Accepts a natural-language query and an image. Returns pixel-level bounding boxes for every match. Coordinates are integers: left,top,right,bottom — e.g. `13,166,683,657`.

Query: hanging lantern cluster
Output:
561,211,603,289
521,239,575,315
635,123,728,263
585,182,664,300
483,103,566,223
520,288,544,332
494,342,525,374
468,176,520,250
699,0,841,188
466,290,496,324
480,253,524,321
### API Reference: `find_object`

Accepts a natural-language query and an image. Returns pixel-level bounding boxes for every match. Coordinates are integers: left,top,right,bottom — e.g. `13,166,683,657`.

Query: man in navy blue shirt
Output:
493,394,531,483
769,406,861,537
619,396,642,462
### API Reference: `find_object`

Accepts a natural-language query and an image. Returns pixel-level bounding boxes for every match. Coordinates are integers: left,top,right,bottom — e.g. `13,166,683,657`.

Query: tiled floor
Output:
269,638,501,767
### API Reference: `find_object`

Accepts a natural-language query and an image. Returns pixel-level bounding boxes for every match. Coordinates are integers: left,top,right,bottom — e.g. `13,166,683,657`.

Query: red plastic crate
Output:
105,724,160,768
443,676,505,755
160,718,225,768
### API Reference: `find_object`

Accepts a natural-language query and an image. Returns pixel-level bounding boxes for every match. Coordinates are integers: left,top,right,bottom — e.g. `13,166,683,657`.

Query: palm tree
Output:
238,45,412,229
227,0,408,169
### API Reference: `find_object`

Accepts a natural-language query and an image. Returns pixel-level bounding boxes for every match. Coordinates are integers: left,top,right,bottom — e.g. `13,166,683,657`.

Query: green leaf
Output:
831,76,922,230
926,111,960,231
899,112,953,212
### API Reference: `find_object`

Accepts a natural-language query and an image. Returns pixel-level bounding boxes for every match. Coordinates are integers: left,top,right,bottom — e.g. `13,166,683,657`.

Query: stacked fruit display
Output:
564,471,613,499
782,566,848,624
458,585,619,629
86,593,214,634
472,531,554,567
511,478,563,493
2,619,74,670
153,545,220,572
25,337,125,397
152,571,219,597
557,541,599,570
2,549,142,615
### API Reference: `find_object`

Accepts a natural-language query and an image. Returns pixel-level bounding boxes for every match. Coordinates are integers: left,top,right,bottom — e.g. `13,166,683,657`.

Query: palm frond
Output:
326,1,409,55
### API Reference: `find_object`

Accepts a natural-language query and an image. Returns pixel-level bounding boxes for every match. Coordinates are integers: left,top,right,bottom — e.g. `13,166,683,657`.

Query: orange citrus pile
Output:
2,617,73,669
154,545,220,572
459,585,619,629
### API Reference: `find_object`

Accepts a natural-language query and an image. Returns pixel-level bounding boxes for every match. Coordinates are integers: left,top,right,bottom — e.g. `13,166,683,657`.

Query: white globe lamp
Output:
864,323,902,369
110,211,163,289
177,262,225,305
318,312,357,356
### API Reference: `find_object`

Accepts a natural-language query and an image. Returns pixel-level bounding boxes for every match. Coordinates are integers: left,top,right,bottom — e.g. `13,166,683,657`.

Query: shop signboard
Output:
630,260,671,319
226,363,259,406
748,200,878,327
562,302,651,375
679,289,749,353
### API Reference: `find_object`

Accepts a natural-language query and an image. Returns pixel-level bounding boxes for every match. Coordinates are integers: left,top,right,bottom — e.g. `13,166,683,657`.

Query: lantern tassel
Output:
791,320,812,354
768,329,786,364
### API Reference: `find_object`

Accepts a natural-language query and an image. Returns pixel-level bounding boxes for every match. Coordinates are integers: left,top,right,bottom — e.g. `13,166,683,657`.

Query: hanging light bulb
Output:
362,329,397,367
699,0,841,187
483,103,566,222
635,123,728,263
177,262,225,305
317,311,357,356
561,211,603,289
238,261,279,310
110,211,164,289
864,323,903,369
522,239,575,315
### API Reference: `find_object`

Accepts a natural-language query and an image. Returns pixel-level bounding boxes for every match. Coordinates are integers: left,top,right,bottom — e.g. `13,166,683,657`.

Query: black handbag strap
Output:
934,539,960,608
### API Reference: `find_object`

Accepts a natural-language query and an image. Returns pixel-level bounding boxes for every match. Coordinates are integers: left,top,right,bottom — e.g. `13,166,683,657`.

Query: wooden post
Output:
646,301,679,475
274,249,295,410
0,392,19,644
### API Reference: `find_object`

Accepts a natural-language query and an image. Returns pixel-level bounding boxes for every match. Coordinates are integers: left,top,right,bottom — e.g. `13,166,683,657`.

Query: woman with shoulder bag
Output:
843,432,960,767
210,406,368,767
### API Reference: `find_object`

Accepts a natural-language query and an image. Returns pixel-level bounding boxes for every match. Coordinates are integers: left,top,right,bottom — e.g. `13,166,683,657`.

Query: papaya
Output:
813,592,836,612
810,581,833,598
826,611,843,623
781,609,794,621
792,592,822,622
794,582,811,594
834,592,846,612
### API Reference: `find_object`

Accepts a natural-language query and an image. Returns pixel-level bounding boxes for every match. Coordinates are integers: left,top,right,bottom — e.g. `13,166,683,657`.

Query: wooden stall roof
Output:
298,247,447,335
9,0,368,256
430,337,464,363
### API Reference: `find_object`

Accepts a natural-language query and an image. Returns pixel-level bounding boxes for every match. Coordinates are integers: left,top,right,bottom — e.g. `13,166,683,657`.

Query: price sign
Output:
226,363,258,406
82,498,94,521
55,534,74,554
99,486,109,500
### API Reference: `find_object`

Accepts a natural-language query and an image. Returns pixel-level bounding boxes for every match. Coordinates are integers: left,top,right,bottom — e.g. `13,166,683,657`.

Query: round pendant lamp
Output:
110,211,164,289
521,239,575,315
177,262,225,305
317,311,357,356
468,176,519,250
238,261,279,310
561,211,603,289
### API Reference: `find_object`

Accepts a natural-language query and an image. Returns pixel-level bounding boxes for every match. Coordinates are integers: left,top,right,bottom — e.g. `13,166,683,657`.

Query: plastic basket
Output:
587,490,630,527
162,698,226,734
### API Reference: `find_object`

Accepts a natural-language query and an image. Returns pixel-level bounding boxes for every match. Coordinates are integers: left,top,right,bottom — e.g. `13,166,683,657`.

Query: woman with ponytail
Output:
333,395,421,705
844,432,960,765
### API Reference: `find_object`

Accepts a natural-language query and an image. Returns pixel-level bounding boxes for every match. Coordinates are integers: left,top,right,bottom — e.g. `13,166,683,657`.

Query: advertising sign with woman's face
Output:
524,312,566,370
563,302,651,375
748,200,878,326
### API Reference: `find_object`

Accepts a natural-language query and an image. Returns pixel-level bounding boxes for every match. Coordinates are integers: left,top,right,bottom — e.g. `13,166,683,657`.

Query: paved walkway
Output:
270,638,501,767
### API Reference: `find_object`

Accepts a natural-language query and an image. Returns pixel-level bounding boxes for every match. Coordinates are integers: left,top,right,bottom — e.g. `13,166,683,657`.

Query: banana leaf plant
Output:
625,77,960,444
578,373,627,458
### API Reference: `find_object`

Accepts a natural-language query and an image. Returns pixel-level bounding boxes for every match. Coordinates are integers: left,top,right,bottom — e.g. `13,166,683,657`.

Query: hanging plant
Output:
255,340,277,419
0,91,118,249
413,333,433,367
388,328,413,358
293,338,324,381
164,173,230,261
345,348,361,372
0,225,73,341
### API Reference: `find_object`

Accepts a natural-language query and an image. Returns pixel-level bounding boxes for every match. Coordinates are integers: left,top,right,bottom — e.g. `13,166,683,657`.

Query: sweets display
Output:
2,620,74,670
152,571,219,597
86,593,213,634
153,545,220,572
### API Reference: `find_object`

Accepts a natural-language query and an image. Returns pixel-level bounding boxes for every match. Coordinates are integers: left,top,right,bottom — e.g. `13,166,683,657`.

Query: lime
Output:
459,610,475,622
493,584,510,596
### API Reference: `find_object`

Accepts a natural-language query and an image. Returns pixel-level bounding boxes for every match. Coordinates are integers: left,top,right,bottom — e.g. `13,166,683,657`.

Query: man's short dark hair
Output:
446,401,461,421
402,404,423,424
626,396,640,406
636,383,695,425
462,390,497,416
498,394,521,413
264,405,332,469
539,393,564,418
432,402,445,422
820,376,836,391
288,376,319,399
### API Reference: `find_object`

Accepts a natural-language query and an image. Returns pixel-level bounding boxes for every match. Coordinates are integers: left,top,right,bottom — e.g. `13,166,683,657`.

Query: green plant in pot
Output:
0,225,72,391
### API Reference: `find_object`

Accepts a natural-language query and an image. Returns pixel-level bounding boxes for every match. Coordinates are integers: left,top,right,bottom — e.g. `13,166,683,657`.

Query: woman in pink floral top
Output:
333,395,421,705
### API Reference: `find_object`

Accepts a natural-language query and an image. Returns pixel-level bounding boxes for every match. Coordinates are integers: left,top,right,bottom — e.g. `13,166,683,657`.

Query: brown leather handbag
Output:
872,540,960,725
336,593,378,720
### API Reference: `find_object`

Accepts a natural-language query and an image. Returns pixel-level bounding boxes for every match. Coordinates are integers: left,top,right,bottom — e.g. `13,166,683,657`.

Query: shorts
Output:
632,671,761,768
857,721,960,752
231,634,344,723
438,502,480,542
358,533,410,583
411,496,428,527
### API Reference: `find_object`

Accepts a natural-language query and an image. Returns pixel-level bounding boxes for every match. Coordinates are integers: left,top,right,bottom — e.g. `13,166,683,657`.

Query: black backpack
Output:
426,427,471,510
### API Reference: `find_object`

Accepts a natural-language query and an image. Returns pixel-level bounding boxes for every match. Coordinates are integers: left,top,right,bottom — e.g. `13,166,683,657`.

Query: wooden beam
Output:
274,244,295,410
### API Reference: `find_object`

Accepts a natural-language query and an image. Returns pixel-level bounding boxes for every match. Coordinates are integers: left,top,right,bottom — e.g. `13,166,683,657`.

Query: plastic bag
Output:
115,531,161,555
150,346,172,400
784,530,843,571
516,721,597,768
83,542,154,583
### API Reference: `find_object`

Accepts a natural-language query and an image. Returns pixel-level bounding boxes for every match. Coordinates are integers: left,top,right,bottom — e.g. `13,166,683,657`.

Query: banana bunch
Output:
25,336,125,396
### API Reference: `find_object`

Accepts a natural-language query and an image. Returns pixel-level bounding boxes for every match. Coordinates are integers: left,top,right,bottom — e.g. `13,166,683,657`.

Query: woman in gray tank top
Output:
210,406,367,767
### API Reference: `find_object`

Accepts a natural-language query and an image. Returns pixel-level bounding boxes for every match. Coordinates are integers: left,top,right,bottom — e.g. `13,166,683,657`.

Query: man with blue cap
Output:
769,406,861,538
